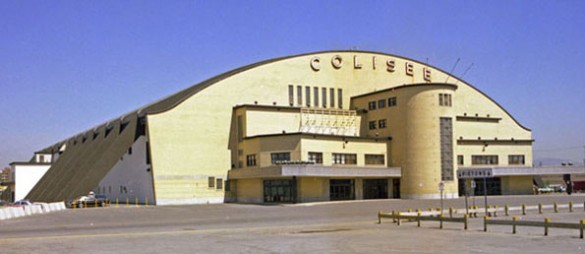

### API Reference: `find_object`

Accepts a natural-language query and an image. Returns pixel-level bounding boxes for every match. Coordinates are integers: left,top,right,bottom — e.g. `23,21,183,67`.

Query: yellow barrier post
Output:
126,197,129,207
554,202,558,213
463,214,468,230
494,205,498,217
417,211,421,227
483,216,488,232
544,218,550,236
512,217,518,234
94,199,97,207
569,201,573,212
538,203,542,214
522,204,526,215
116,198,119,208
449,207,453,218
439,214,444,229
505,204,509,216
135,197,139,207
83,201,87,208
408,209,413,213
487,205,492,217
579,220,585,239
377,210,382,224
397,212,401,226
72,201,76,209
146,196,148,206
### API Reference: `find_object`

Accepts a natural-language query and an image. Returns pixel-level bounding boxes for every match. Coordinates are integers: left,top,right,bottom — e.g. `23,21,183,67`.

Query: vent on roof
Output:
120,121,129,134
93,131,99,140
105,125,114,138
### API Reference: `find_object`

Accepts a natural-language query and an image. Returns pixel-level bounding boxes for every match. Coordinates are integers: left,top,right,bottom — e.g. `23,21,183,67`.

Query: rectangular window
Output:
440,117,454,181
332,153,357,165
388,97,397,107
338,89,343,108
368,101,377,110
246,154,257,167
457,155,464,166
208,176,215,188
369,121,377,130
314,87,319,107
472,155,499,165
322,87,327,108
288,85,294,106
439,94,452,107
216,178,223,190
308,152,323,164
297,86,303,106
237,115,243,143
378,119,387,129
305,86,311,107
378,99,386,109
330,88,335,108
365,154,385,165
271,152,291,164
508,155,525,165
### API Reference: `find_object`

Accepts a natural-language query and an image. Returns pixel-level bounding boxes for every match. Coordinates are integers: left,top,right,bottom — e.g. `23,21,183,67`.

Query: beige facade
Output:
26,50,537,205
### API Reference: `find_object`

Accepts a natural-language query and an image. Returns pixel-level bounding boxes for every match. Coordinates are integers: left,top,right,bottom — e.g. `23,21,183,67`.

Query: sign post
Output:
439,181,444,215
457,168,493,217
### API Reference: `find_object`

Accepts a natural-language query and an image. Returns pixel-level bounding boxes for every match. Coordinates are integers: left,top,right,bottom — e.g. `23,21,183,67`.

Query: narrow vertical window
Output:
297,85,303,106
322,87,327,108
337,89,343,109
237,115,243,143
305,86,311,107
314,87,319,107
288,85,294,106
330,88,335,108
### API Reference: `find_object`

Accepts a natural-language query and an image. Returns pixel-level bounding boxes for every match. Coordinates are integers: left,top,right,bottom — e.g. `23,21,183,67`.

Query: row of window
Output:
208,176,225,190
369,119,387,130
367,97,397,110
288,85,343,109
457,155,526,166
439,93,452,107
246,152,386,166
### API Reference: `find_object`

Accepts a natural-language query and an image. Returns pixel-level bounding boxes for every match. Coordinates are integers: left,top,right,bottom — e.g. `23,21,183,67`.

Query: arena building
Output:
23,50,545,205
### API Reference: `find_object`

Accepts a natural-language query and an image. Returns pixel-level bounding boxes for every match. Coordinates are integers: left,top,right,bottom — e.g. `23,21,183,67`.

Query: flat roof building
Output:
22,50,574,205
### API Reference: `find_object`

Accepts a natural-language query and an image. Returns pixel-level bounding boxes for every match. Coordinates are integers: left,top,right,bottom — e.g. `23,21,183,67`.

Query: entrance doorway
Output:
363,179,388,199
330,179,354,200
392,178,401,198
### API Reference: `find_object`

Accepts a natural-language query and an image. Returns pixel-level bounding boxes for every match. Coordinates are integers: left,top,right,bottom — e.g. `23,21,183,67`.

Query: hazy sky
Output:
1,1,584,167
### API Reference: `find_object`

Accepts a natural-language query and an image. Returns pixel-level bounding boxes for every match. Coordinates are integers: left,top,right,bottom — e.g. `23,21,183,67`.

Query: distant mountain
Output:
533,157,584,167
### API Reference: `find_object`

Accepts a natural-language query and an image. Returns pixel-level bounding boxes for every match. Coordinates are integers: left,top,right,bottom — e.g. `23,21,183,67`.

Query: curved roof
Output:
27,50,531,202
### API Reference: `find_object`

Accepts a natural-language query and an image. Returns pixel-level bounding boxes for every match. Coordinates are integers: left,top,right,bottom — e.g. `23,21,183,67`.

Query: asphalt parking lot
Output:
0,194,584,253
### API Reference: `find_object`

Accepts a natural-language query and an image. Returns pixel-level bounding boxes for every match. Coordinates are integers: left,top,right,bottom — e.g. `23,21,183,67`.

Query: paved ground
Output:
1,194,584,253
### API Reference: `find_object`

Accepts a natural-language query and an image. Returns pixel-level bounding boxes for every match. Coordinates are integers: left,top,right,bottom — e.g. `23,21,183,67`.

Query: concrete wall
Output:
13,164,51,201
97,136,156,204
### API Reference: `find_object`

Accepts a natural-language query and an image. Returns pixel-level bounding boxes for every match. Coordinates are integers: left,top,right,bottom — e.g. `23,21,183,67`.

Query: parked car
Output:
549,184,566,193
66,193,110,208
537,186,554,194
10,199,33,206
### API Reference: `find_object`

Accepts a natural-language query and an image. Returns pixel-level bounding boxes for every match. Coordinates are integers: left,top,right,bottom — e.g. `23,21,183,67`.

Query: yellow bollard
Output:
569,201,573,212
483,216,488,232
494,205,498,217
449,207,453,218
505,204,509,216
538,203,542,214
83,201,87,208
94,199,98,207
463,214,468,230
146,196,148,206
544,218,550,236
579,220,585,239
554,202,558,213
378,210,382,224
417,211,421,227
397,212,401,226
126,197,129,207
72,201,76,209
116,198,119,208
135,197,138,207
522,204,526,215
512,217,518,234
439,214,444,229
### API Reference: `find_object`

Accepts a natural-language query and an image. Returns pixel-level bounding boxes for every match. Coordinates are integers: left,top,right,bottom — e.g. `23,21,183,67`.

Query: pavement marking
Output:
0,220,377,243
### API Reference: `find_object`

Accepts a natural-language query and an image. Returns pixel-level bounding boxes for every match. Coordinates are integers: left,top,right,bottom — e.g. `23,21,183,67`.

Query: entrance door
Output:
330,179,354,200
392,179,401,198
363,179,388,199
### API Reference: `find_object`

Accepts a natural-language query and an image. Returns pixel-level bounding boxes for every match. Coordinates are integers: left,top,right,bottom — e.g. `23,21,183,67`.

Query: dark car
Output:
67,193,110,208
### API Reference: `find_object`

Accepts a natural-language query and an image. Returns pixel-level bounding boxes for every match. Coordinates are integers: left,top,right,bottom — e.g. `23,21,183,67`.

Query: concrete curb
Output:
0,202,66,221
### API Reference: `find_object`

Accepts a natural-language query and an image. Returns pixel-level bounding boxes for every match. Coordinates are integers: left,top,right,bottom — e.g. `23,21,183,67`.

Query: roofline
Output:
350,82,458,100
35,50,531,153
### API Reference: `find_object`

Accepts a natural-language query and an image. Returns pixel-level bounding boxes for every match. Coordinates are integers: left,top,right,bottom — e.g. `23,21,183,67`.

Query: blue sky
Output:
1,1,584,167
